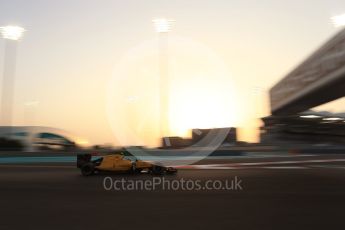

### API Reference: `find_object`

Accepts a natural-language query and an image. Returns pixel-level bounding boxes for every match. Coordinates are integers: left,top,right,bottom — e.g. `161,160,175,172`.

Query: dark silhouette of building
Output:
161,127,237,148
260,113,345,144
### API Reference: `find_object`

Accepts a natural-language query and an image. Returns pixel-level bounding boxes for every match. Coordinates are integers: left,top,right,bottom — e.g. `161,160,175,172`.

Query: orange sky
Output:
1,0,345,146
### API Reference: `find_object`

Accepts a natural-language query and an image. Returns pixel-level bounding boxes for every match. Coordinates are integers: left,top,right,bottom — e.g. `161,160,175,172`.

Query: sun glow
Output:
169,76,238,138
107,36,239,147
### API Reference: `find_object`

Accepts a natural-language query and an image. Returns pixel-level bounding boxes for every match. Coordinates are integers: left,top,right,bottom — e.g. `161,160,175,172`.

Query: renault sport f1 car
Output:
77,153,177,176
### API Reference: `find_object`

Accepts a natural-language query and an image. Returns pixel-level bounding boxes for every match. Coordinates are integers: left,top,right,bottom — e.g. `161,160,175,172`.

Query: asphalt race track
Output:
0,154,345,230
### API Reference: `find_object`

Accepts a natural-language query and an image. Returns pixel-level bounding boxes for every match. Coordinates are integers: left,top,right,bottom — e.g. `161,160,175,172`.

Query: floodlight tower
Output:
331,14,345,27
0,26,25,129
153,18,174,142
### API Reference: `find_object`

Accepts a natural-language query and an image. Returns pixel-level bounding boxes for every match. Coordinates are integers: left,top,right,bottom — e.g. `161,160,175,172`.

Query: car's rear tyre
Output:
81,163,95,176
131,162,137,174
151,165,165,175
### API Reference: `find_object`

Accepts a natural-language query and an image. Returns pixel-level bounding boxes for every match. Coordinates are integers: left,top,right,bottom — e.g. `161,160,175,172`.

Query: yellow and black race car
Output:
77,153,177,176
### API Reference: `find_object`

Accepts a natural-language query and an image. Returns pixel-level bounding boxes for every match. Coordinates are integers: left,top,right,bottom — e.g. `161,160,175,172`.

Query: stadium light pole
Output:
0,26,25,133
153,18,174,145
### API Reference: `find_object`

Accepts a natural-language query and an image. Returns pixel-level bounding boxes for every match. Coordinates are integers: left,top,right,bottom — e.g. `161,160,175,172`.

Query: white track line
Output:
175,158,345,170
261,166,307,169
228,159,345,167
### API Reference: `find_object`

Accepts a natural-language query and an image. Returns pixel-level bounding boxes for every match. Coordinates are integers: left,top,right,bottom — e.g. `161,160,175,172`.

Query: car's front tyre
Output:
81,163,95,176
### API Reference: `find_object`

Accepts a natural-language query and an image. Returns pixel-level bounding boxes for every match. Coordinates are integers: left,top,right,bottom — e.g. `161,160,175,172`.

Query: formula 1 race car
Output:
77,153,177,176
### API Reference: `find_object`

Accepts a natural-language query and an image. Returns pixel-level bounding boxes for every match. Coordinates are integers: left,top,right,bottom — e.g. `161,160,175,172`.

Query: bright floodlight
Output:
331,14,345,27
153,18,174,33
323,117,343,121
300,115,321,119
0,26,25,40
